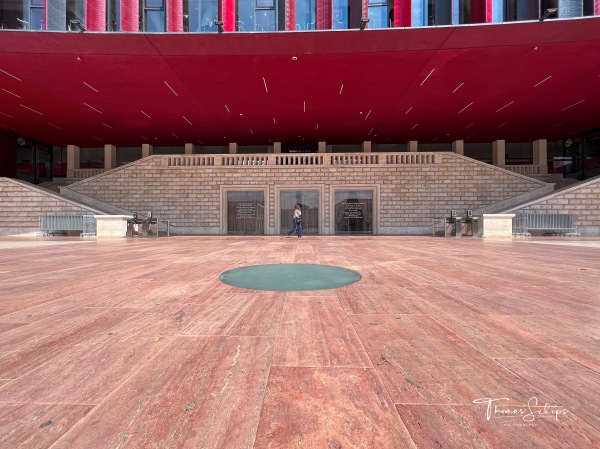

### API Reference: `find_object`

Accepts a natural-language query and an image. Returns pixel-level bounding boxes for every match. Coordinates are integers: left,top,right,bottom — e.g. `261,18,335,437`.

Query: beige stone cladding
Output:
63,153,547,235
0,178,98,236
510,175,600,236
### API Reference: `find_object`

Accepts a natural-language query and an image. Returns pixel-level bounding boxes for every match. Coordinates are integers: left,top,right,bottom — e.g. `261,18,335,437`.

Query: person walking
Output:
286,204,303,238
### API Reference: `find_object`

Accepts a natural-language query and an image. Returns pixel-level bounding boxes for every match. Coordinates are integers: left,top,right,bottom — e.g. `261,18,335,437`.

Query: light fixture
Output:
539,8,557,21
360,18,369,31
214,20,224,33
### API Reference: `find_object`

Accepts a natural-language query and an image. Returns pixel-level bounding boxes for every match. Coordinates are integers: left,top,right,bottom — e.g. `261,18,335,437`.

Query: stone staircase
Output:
0,177,109,236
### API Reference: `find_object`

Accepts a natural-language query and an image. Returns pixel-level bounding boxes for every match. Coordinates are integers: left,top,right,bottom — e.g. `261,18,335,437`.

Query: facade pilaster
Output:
452,140,464,155
533,139,548,175
67,145,80,178
492,140,506,167
104,144,117,169
142,144,153,158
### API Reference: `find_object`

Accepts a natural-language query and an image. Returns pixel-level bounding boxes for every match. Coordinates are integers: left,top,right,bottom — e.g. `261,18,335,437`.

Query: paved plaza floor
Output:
0,235,598,449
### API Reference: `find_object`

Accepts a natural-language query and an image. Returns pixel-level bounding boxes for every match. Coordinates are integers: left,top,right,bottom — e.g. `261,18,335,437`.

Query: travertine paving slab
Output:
272,295,372,367
0,403,93,449
0,308,139,379
397,403,598,449
351,314,553,405
0,235,598,449
499,358,600,431
254,367,416,449
49,335,274,449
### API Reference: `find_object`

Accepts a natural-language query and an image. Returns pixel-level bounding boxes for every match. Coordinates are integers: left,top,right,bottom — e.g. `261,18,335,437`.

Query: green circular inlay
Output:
219,263,361,291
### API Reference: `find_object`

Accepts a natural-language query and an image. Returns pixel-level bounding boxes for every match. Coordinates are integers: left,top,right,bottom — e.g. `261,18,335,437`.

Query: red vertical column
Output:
470,0,493,23
87,0,107,30
316,0,331,29
167,0,183,31
222,0,235,31
286,0,296,30
121,0,140,31
595,0,600,15
361,0,367,24
393,0,411,27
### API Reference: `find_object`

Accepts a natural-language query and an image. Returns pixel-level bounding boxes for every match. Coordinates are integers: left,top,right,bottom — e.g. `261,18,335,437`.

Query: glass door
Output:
280,190,319,235
227,191,265,234
334,189,373,234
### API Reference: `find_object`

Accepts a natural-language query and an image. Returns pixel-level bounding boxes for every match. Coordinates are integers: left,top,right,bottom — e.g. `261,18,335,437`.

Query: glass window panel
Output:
66,0,85,25
145,9,165,31
280,191,319,235
256,0,274,8
254,9,274,30
29,7,44,29
107,0,120,30
332,0,348,29
368,5,388,28
236,0,253,31
30,0,45,7
146,0,164,9
227,191,265,235
184,0,218,32
295,0,316,29
334,190,373,234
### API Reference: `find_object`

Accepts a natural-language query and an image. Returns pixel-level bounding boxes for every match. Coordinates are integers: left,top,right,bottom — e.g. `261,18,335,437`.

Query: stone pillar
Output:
318,141,326,153
229,142,238,154
185,143,195,154
533,139,548,175
363,141,371,152
492,140,506,167
67,145,80,178
273,142,282,153
142,144,153,158
452,140,464,156
407,141,418,152
104,144,116,169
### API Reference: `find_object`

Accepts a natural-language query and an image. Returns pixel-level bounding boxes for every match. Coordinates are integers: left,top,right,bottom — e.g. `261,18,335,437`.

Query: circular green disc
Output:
219,263,361,291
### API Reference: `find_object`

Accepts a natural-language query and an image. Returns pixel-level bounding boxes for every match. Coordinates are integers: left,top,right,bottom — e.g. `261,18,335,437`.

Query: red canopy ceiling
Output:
0,17,599,148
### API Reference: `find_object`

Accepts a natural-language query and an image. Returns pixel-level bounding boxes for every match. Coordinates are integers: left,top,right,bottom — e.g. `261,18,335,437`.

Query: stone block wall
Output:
0,178,99,236
63,152,548,235
509,175,600,236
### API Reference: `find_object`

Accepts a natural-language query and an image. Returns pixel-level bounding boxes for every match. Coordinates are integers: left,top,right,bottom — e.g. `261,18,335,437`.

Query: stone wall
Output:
507,175,600,236
0,178,100,236
63,152,548,235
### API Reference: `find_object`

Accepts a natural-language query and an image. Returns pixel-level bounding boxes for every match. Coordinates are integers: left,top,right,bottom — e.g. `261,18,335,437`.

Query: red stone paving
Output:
0,236,598,449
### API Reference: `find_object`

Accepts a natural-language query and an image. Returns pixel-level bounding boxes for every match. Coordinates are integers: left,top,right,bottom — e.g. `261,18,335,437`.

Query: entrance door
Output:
280,190,319,235
227,190,265,234
334,189,373,234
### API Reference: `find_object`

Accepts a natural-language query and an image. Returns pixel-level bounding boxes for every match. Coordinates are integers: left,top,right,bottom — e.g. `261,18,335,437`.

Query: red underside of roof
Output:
0,17,599,148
